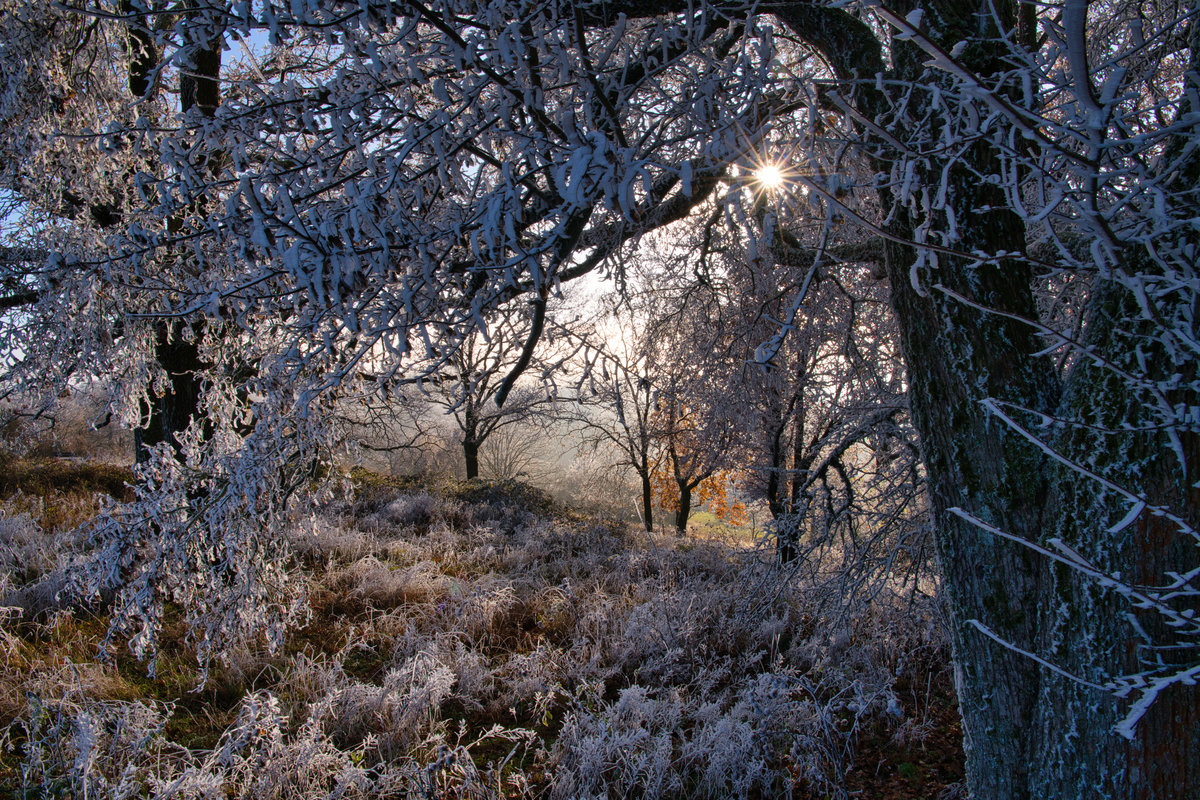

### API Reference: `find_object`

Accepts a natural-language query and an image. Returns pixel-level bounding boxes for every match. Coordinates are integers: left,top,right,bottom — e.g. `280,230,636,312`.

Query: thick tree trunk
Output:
872,9,1060,797
768,419,796,563
134,25,220,463
767,426,799,563
668,441,693,535
463,437,480,480
1031,283,1200,798
883,233,1059,798
869,4,1200,796
134,323,205,463
788,411,806,512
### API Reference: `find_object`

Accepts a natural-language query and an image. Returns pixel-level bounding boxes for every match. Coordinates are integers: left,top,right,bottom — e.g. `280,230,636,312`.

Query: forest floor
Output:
0,458,963,799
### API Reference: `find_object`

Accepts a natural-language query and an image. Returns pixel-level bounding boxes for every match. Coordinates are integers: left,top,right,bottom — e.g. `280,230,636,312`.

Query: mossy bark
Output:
775,1,1200,795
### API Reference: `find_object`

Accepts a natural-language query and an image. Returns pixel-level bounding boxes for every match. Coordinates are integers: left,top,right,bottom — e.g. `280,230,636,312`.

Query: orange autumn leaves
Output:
648,464,748,527
645,400,748,529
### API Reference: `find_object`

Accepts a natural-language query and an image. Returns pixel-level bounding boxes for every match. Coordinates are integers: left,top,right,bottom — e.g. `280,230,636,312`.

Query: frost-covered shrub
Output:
493,643,570,717
0,512,54,581
18,693,171,799
0,509,85,617
17,683,535,800
552,686,685,800
549,667,889,800
327,556,446,610
680,672,811,799
312,649,456,757
6,480,947,800
287,518,375,565
372,491,440,529
618,570,798,687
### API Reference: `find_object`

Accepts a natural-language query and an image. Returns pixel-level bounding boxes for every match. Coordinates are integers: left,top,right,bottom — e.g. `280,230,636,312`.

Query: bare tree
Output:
422,311,554,480
563,313,661,532
477,421,560,483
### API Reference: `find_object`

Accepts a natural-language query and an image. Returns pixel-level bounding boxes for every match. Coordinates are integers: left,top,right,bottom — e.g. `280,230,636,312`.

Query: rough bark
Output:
811,1,1200,795
1032,282,1200,797
134,323,205,462
765,423,786,519
674,480,691,536
766,421,798,562
882,220,1060,799
867,8,1061,796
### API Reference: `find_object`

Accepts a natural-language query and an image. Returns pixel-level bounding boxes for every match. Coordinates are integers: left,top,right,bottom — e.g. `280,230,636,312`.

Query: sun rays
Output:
745,152,806,204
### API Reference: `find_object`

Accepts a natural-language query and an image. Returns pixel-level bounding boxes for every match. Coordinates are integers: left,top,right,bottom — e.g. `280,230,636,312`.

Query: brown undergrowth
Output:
0,462,963,798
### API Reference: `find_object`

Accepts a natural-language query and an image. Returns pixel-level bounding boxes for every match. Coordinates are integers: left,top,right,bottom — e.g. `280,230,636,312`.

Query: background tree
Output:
420,310,559,480
563,291,672,533
333,385,457,477
648,396,741,535
651,193,919,559
476,420,564,482
569,357,659,531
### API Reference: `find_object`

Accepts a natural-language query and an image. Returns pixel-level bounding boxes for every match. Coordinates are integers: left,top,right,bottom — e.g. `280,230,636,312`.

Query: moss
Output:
981,585,1026,632
0,455,133,501
440,477,561,516
347,465,424,494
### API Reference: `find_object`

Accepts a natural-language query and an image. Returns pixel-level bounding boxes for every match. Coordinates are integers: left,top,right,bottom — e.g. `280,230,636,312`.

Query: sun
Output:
754,163,786,191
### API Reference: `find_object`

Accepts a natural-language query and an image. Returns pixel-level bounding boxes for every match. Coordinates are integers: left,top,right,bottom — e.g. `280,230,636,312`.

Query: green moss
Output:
347,465,424,494
0,455,133,501
440,477,560,516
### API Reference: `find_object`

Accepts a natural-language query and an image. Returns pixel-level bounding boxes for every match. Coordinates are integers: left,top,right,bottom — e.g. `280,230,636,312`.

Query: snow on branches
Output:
0,3,1197,784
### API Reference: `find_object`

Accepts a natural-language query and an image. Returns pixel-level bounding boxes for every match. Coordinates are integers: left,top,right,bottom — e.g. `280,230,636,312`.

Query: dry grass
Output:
0,465,961,799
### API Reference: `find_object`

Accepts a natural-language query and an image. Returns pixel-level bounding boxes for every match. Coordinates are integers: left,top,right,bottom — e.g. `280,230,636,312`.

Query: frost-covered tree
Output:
0,0,1197,796
564,312,662,532
659,204,919,561
829,2,1200,796
418,311,556,479
577,252,749,536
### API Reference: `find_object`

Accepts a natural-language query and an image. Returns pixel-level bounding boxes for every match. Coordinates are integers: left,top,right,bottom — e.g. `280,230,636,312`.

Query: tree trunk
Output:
775,5,1200,790
870,4,1200,796
674,481,691,536
668,441,692,535
766,419,786,518
135,323,205,463
134,23,220,463
768,424,799,563
788,382,806,513
1030,284,1200,797
884,236,1055,799
866,9,1059,797
463,437,480,480
777,526,797,565
640,466,654,532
